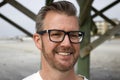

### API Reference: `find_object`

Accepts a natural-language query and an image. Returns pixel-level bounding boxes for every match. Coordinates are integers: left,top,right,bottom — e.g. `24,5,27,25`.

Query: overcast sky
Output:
0,0,120,38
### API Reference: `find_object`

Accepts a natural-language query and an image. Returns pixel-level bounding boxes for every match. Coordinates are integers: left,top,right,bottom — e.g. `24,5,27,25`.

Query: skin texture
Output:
33,11,83,80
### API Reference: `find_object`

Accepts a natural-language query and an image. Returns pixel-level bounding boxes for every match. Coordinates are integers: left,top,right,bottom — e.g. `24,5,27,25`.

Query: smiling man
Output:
23,1,87,80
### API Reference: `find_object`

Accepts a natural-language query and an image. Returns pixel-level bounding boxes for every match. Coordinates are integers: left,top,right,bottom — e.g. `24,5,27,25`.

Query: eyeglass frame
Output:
37,29,84,44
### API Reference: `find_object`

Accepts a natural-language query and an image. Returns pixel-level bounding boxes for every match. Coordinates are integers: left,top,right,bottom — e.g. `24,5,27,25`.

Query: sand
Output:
0,38,120,80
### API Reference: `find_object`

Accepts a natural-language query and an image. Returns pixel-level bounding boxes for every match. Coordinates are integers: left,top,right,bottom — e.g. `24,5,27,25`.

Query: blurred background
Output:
0,0,120,80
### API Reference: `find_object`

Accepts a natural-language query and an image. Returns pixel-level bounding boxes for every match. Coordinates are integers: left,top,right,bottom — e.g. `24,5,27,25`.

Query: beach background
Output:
0,0,120,80
0,37,120,80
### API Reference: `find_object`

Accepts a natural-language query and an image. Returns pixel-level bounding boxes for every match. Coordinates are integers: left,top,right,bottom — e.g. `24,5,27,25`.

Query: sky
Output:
0,0,120,38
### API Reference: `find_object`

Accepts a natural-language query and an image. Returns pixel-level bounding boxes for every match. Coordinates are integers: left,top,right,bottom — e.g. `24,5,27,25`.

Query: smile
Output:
58,52,72,56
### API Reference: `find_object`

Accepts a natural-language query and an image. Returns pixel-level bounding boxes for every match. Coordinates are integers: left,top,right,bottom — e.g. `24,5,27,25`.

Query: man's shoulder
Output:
83,77,88,80
77,74,88,80
22,72,42,80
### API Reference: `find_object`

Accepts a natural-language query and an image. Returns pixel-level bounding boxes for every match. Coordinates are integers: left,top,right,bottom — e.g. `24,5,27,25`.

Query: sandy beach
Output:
0,38,40,80
90,38,120,80
0,38,120,80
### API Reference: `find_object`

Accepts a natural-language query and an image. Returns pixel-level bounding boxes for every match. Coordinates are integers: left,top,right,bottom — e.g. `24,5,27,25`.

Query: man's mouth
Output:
53,46,75,56
57,52,72,56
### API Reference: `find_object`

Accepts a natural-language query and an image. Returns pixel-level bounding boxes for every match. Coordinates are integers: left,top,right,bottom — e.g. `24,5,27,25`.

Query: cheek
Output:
74,43,80,47
42,37,56,53
74,44,80,53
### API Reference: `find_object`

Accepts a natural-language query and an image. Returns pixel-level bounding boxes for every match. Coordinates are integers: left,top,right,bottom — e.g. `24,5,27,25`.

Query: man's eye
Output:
70,34,79,40
52,33,60,36
51,32,63,37
70,34,78,37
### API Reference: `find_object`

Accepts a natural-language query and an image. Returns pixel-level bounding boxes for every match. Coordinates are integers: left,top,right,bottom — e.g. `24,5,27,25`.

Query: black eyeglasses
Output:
37,29,84,44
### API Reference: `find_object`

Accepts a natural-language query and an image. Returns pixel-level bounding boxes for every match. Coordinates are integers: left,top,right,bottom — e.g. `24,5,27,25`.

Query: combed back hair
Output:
36,1,77,32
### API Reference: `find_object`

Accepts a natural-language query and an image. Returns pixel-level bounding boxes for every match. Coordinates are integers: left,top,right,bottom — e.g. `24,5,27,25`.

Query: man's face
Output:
39,11,80,72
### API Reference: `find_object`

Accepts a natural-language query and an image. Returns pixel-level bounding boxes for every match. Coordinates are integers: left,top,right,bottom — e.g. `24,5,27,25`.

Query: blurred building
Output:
95,19,120,36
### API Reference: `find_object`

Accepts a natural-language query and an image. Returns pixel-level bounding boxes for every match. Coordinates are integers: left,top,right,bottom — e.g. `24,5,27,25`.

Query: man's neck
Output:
40,68,77,80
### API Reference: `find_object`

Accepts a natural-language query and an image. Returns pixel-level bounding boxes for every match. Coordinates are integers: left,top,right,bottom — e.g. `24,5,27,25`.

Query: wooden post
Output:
76,0,93,78
46,0,54,5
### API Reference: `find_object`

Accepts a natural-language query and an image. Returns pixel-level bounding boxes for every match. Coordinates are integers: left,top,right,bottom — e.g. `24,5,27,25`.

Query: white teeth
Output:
58,52,71,56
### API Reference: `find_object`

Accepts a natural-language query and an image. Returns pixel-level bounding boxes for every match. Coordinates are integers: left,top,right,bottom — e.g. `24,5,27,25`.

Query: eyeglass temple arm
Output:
37,30,48,35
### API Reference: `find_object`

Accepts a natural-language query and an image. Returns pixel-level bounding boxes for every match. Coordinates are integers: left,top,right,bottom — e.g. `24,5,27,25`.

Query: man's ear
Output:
33,33,42,50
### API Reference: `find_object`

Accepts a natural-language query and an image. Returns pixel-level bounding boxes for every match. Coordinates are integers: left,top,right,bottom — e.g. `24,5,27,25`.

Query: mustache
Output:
53,46,75,53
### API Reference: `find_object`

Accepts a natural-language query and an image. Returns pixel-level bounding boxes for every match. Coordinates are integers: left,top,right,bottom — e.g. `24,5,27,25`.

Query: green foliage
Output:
45,0,54,5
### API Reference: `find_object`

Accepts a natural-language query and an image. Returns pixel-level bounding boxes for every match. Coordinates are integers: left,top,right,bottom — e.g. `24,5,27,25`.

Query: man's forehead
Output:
43,12,79,27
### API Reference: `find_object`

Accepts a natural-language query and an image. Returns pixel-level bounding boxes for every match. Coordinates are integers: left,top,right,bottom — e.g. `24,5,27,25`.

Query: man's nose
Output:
60,35,71,46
